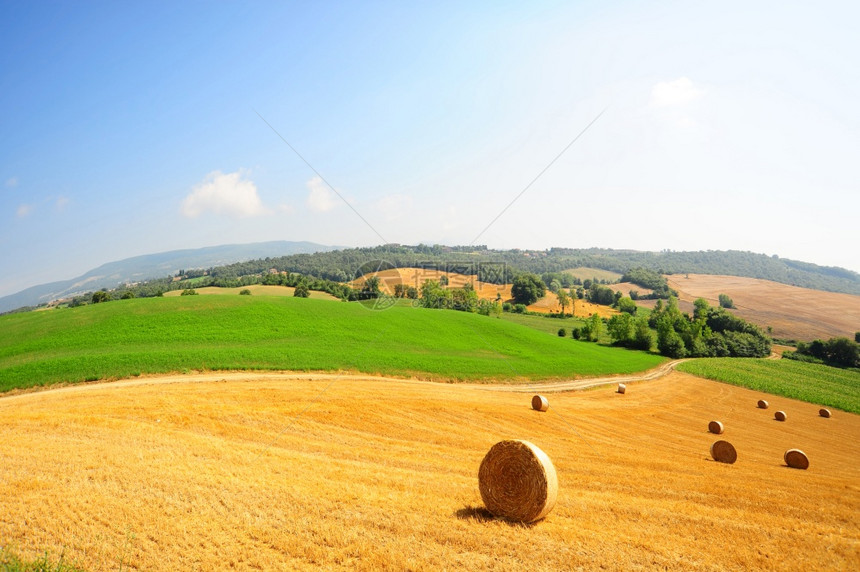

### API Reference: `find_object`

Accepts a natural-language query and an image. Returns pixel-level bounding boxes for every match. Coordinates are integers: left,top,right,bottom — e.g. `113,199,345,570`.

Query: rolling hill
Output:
0,240,335,314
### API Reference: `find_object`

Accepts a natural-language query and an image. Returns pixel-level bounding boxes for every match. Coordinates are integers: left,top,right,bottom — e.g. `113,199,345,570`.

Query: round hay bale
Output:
531,395,549,412
757,399,769,409
478,440,558,523
710,440,737,464
617,383,626,394
784,449,809,470
708,420,724,435
819,408,831,418
774,410,787,422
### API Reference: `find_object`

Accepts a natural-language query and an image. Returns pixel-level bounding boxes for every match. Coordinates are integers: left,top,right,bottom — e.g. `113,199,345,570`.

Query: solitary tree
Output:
557,289,570,315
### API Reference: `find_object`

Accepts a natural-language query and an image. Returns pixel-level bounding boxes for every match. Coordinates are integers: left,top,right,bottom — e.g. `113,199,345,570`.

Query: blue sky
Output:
1,0,858,297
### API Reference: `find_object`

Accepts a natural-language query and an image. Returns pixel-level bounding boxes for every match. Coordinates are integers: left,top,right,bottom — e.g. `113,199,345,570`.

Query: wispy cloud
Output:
375,193,413,221
16,204,33,218
305,176,340,213
182,170,268,218
55,196,70,211
649,77,704,108
5,177,18,188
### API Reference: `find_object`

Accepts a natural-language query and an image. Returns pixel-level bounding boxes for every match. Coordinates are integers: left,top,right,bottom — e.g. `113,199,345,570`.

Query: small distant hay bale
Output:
710,440,737,464
819,408,831,418
531,395,549,412
478,440,558,523
617,383,626,394
774,410,787,422
784,449,809,470
757,399,769,409
708,421,724,434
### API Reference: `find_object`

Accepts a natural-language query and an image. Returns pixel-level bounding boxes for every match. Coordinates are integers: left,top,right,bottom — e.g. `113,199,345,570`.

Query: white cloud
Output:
16,204,33,218
305,176,340,212
55,196,70,211
5,177,18,188
276,203,295,215
649,77,704,107
181,170,268,218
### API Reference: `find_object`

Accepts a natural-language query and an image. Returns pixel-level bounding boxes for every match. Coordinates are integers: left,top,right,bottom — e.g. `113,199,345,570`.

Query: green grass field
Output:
0,296,666,392
677,358,860,414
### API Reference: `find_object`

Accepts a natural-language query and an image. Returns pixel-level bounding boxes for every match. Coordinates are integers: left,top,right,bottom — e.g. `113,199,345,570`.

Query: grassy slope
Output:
677,358,860,413
0,296,665,391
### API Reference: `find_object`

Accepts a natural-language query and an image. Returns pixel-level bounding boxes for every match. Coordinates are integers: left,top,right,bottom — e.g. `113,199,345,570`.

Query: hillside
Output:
1,371,857,570
0,295,664,391
663,274,860,341
0,241,335,314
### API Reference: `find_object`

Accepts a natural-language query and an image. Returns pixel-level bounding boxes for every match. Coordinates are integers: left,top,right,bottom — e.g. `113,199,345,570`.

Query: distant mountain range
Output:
0,241,336,313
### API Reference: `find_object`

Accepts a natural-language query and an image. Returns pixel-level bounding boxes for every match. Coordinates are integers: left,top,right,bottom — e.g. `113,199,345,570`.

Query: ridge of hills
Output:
3,243,858,314
0,241,336,314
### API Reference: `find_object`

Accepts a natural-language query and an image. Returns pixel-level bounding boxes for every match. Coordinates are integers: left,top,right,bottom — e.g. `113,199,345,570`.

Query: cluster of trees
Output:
620,268,676,299
511,274,546,305
784,336,860,369
649,298,771,358
606,313,654,350
418,280,499,316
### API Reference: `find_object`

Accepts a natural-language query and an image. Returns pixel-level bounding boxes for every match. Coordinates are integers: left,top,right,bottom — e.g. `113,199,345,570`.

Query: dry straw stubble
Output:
478,439,558,523
710,440,738,464
531,395,549,412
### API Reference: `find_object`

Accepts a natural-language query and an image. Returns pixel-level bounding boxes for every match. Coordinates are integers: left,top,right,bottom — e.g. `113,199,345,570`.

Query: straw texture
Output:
710,440,737,464
708,421,724,435
784,449,809,470
774,411,787,422
757,400,769,409
531,395,549,412
478,440,558,523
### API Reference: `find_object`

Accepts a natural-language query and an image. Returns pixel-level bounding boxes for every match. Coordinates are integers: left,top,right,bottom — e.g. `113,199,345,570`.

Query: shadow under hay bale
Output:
774,410,787,422
617,383,626,394
784,449,810,470
819,408,832,418
478,440,558,523
710,440,737,464
757,399,769,409
708,421,724,435
531,395,549,412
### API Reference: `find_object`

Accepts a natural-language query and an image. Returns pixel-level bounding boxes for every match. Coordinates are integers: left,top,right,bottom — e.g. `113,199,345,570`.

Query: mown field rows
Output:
1,371,857,570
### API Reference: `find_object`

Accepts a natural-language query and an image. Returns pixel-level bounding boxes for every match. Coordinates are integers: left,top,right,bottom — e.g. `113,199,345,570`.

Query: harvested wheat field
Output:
1,372,859,571
664,274,860,341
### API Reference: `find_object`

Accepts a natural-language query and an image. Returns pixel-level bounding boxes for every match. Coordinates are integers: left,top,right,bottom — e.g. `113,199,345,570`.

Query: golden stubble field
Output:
663,274,860,341
354,267,616,317
1,372,858,571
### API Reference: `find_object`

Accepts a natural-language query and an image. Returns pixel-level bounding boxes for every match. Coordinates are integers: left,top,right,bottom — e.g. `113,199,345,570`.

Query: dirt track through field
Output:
2,368,858,570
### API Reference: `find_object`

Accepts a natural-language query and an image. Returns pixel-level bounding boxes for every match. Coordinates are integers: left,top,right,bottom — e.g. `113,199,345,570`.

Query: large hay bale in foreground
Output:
819,408,832,418
775,410,787,422
784,449,810,470
617,383,626,394
710,440,737,464
478,440,558,523
708,421,724,435
757,399,769,409
531,395,549,412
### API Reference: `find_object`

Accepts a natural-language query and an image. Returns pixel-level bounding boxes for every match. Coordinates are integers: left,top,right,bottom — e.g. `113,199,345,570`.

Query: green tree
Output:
120,291,135,300
557,327,567,337
511,274,546,305
718,293,735,309
180,289,197,296
632,316,653,351
92,290,110,303
616,296,637,315
239,289,252,295
607,313,634,345
294,283,310,297
557,289,570,315
586,313,603,342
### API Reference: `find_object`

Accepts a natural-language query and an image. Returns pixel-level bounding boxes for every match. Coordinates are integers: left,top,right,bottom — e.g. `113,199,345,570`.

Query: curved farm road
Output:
0,360,689,402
